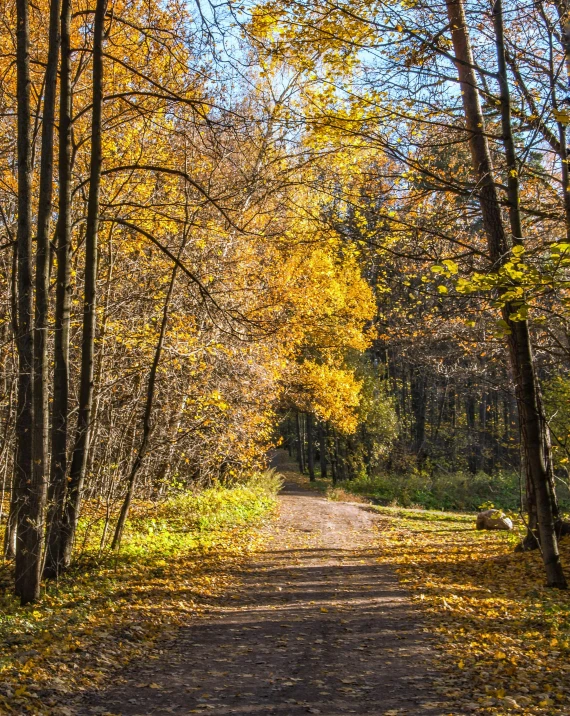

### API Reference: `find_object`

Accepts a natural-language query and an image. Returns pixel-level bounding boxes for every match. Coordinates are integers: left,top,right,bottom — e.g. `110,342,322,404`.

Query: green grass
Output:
371,504,474,523
341,468,528,511
0,469,282,714
111,470,283,557
295,459,554,514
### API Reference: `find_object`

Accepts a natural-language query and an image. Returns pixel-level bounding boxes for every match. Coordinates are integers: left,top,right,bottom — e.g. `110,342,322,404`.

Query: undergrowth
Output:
317,468,570,512
0,470,281,715
341,469,526,510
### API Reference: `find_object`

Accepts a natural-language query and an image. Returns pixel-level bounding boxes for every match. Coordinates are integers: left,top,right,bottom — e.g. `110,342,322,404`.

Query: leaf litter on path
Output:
77,467,449,715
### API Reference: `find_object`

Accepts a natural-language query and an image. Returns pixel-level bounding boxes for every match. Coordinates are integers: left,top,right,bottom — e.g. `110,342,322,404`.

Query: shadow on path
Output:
79,455,449,716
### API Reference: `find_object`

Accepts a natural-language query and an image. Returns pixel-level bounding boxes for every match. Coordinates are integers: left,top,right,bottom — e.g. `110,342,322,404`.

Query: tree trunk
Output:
479,391,487,472
446,0,566,587
554,1,570,238
307,413,315,481
410,368,426,458
111,243,182,550
319,422,327,478
466,390,478,473
330,430,338,486
493,0,562,540
4,482,18,560
4,245,19,560
296,411,305,473
14,0,38,605
35,0,62,577
44,0,73,579
56,0,107,572
335,434,344,482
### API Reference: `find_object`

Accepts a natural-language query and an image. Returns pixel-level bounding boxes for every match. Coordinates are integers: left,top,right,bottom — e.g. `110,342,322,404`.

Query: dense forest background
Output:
2,0,570,603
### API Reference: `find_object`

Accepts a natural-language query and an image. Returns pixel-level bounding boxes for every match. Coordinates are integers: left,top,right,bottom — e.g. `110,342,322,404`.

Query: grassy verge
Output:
0,470,281,715
295,464,570,512
330,469,526,511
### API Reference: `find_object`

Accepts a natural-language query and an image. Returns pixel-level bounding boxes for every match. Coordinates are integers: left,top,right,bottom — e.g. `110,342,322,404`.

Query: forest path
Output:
80,454,444,716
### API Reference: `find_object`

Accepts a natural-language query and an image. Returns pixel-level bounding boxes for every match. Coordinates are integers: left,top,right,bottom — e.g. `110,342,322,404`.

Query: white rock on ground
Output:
476,509,513,531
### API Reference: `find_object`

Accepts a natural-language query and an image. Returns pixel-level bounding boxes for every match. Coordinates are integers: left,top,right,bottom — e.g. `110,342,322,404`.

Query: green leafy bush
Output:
74,469,283,562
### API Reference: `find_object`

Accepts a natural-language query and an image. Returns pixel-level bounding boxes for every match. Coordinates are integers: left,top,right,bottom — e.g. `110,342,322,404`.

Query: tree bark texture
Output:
44,0,73,579
14,0,40,605
60,0,107,570
34,0,61,581
446,0,566,587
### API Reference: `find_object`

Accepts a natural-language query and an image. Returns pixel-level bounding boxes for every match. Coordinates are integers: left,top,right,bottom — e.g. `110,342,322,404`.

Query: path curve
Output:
80,457,443,715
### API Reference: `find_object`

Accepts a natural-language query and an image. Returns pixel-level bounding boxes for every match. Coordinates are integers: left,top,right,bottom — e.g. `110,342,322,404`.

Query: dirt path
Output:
79,458,446,715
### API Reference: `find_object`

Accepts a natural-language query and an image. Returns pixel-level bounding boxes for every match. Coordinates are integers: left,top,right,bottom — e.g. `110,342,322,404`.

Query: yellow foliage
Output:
296,361,362,433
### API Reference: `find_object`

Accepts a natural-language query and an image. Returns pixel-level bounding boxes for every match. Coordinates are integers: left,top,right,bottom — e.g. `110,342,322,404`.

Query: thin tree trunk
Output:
35,0,62,577
44,0,73,579
493,0,561,533
56,0,107,572
432,381,449,445
307,413,315,481
330,431,338,486
14,0,38,604
466,390,478,473
0,379,15,532
446,0,566,587
296,411,305,473
4,486,18,560
4,245,19,560
410,368,426,458
319,422,327,478
553,1,570,238
339,436,347,482
83,225,114,488
111,246,182,550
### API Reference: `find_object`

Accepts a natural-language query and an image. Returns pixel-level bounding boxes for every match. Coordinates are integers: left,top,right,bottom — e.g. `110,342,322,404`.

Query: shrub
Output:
340,468,566,512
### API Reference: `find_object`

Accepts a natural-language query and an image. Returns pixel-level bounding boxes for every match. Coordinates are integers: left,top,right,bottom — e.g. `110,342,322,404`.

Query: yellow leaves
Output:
377,505,570,715
442,259,458,274
206,390,229,411
295,360,362,434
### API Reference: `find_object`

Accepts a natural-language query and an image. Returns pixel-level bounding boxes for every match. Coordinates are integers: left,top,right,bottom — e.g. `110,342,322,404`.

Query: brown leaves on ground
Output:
376,506,570,715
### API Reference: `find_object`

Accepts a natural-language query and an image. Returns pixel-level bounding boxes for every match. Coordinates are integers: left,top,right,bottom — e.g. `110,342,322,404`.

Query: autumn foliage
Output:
3,0,570,710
